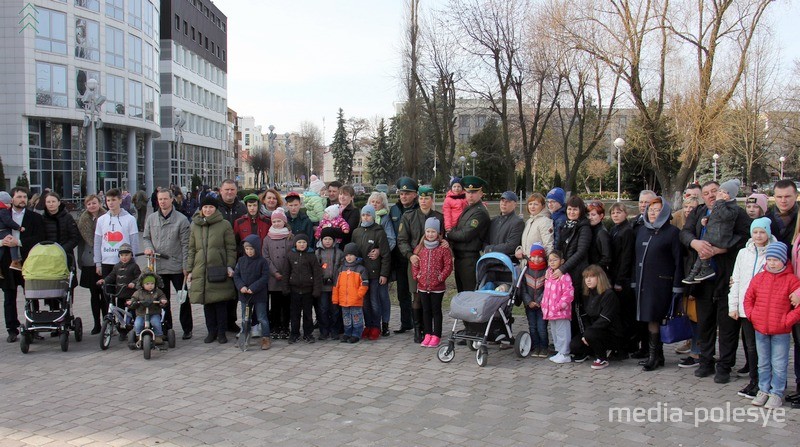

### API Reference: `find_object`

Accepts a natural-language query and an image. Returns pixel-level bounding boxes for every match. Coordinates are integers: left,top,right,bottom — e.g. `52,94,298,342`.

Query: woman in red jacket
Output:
412,217,453,348
744,241,800,409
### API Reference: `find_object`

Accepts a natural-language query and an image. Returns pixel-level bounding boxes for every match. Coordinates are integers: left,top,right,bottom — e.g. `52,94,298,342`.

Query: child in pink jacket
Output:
314,204,350,247
542,251,574,364
442,178,468,231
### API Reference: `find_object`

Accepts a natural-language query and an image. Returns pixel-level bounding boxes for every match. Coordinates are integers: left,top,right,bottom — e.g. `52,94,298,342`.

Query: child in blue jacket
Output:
234,234,272,350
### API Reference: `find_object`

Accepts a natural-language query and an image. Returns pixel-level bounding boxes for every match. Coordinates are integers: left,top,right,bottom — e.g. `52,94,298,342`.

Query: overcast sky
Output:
214,0,800,144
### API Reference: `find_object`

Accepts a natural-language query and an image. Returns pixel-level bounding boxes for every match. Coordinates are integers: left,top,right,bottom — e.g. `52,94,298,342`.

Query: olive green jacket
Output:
397,208,444,260
187,210,237,304
446,201,490,254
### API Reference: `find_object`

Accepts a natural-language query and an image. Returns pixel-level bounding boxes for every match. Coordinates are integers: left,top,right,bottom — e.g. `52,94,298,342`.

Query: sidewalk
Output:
0,284,795,446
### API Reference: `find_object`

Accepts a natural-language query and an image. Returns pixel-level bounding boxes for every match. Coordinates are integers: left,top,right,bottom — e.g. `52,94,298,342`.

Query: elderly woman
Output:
187,196,237,344
633,197,684,371
515,193,554,260
259,188,284,218
367,191,396,337
78,194,106,333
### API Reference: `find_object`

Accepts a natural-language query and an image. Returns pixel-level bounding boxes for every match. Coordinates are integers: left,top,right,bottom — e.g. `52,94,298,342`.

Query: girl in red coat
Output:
442,178,468,231
412,217,453,348
744,241,800,409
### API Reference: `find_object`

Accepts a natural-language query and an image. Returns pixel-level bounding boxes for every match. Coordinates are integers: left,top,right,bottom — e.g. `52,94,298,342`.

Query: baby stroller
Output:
19,241,83,353
437,252,531,367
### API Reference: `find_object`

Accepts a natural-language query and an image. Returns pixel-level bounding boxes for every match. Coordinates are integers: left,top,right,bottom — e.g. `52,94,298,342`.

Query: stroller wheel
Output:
74,318,83,342
59,331,69,352
514,331,532,358
20,332,30,354
467,340,480,351
100,320,112,350
476,346,488,367
437,342,455,363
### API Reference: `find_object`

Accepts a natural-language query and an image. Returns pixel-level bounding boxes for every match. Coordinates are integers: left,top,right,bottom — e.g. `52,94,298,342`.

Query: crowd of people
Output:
2,175,800,410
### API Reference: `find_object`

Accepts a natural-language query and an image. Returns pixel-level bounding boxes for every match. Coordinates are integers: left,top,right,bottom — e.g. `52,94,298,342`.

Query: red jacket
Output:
412,242,453,293
233,214,271,244
744,264,800,335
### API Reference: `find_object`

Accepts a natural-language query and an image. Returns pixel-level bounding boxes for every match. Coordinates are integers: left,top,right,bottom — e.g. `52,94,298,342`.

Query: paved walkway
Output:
0,285,796,447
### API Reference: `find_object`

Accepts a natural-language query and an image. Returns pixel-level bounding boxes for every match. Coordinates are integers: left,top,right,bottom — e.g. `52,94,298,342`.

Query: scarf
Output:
423,239,440,249
564,219,577,229
361,220,374,228
375,208,388,225
267,225,291,240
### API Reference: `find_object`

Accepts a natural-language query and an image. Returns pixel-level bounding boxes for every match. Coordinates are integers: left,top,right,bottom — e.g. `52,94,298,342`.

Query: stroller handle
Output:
136,252,170,260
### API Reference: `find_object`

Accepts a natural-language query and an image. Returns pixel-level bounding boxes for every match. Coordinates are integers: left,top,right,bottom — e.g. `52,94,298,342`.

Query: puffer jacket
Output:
541,269,574,321
42,202,80,264
233,234,271,304
316,246,344,292
728,236,776,317
284,246,323,296
103,259,142,303
442,191,468,231
129,272,167,317
142,208,191,274
262,233,293,292
520,210,554,255
332,261,368,307
351,222,391,279
744,264,800,335
187,210,237,305
302,192,326,223
558,217,592,281
411,241,453,293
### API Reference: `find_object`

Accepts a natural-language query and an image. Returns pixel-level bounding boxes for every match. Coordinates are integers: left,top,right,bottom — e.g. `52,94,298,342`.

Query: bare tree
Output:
297,121,324,177
400,0,424,179
246,150,269,188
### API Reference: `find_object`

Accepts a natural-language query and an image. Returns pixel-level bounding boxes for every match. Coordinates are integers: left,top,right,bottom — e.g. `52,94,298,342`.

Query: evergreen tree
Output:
331,108,353,182
386,117,404,181
191,174,202,192
16,171,29,188
468,120,505,194
367,119,391,185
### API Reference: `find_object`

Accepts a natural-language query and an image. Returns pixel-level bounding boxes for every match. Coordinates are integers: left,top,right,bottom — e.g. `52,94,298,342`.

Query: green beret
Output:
242,193,260,203
395,177,418,192
418,185,435,197
461,176,486,191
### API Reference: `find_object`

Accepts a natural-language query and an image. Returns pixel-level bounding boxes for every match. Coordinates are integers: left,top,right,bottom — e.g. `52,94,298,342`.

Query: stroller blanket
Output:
450,291,508,323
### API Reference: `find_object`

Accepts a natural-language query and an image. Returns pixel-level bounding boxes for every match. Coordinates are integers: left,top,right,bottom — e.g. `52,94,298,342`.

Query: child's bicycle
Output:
127,300,176,360
99,283,134,350
237,296,254,352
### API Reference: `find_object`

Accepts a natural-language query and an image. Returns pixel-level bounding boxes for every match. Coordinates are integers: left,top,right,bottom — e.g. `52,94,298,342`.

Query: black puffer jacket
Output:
284,247,323,296
43,202,80,265
558,217,592,289
588,223,612,272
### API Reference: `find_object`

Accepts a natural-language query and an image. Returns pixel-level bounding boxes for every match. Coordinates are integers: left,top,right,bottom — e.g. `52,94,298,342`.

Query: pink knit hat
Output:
746,193,768,215
271,207,287,223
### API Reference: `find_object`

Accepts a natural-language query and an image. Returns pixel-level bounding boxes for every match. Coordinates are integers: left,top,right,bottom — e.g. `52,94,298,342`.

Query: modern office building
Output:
153,0,227,191
0,0,163,199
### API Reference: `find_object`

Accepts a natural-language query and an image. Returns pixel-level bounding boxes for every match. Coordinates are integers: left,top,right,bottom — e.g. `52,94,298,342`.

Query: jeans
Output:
159,273,193,334
755,331,791,397
377,282,391,324
241,301,270,337
420,291,444,337
290,292,314,337
341,306,364,339
134,314,163,336
525,306,548,349
366,279,388,328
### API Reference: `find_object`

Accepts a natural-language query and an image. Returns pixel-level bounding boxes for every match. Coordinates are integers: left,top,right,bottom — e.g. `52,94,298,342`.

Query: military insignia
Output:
470,219,479,228
398,223,404,232
469,184,474,188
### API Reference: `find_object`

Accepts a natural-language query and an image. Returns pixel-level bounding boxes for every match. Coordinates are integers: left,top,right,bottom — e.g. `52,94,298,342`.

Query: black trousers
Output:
393,253,413,330
569,328,615,361
694,281,740,372
290,292,314,337
420,291,444,337
740,318,758,385
159,273,193,334
3,275,21,335
203,301,228,335
269,291,289,332
453,253,478,293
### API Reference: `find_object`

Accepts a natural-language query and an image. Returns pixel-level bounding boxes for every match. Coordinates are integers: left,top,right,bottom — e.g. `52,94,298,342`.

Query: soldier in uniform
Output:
446,176,490,292
397,185,445,343
390,177,420,334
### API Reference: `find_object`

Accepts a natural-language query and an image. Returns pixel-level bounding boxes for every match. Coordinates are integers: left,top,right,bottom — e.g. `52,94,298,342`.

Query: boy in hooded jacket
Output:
284,234,323,343
333,243,369,343
234,234,272,350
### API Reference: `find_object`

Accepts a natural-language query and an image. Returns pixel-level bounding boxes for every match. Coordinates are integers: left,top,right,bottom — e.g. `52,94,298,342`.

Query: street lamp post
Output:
306,150,311,184
268,125,276,188
470,151,477,176
713,153,720,181
81,78,105,195
459,155,466,178
780,156,786,179
174,108,186,188
614,138,625,202
285,133,292,186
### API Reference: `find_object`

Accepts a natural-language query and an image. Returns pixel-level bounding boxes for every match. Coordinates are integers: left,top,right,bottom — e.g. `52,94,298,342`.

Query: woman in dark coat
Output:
554,195,592,295
586,201,612,273
42,192,80,310
608,202,638,355
633,196,684,371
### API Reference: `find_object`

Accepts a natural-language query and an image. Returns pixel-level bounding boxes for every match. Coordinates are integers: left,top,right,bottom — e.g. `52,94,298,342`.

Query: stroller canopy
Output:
476,252,518,285
22,242,69,280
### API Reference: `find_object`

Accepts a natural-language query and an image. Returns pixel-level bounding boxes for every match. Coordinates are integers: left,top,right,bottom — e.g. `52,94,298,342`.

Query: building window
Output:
105,26,124,68
128,34,142,74
105,74,125,114
36,62,68,107
222,50,226,62
144,42,155,81
35,9,67,54
460,116,470,128
204,36,208,50
476,115,487,128
105,0,123,21
144,86,155,122
75,68,100,109
75,0,100,12
175,14,180,30
191,26,196,41
128,80,142,118
143,0,155,39
75,18,100,62
128,0,142,30
183,20,188,35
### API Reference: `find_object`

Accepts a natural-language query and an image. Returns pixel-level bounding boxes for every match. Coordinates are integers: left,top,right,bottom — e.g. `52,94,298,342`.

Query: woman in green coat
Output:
187,196,237,344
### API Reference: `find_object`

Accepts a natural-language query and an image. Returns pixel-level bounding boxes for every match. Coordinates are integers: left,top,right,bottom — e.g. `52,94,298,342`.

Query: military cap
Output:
242,193,260,203
396,177,418,192
461,176,486,192
418,185,435,197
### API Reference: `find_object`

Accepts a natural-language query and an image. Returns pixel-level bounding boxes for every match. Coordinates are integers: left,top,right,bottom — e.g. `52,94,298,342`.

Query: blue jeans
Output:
755,331,791,397
241,301,270,337
134,314,163,336
367,279,389,327
341,306,364,339
525,306,547,349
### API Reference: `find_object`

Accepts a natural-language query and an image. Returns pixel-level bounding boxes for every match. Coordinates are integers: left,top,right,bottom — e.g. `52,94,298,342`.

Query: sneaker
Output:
549,353,571,364
752,391,769,406
738,383,758,399
9,260,22,271
428,335,441,348
154,336,164,345
251,324,261,338
591,359,609,370
678,356,699,368
182,332,193,340
420,334,432,347
714,369,731,384
694,266,716,282
217,333,228,344
681,275,699,285
303,335,315,344
737,364,749,374
764,394,783,409
572,354,589,363
674,340,692,354
694,363,715,378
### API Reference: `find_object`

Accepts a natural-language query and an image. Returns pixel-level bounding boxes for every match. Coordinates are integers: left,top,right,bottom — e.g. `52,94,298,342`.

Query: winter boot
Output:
642,333,663,371
412,308,424,344
381,322,390,337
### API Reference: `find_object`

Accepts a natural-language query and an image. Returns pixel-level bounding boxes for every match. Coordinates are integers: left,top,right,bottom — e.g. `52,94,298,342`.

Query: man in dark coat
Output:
217,179,247,332
2,187,45,342
484,191,524,257
679,180,751,384
446,176,490,293
390,177,419,333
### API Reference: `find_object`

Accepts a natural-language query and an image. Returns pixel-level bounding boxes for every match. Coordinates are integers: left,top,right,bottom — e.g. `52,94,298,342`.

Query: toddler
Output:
442,178,468,231
0,191,24,275
543,251,574,364
314,204,350,247
303,175,327,223
128,272,167,346
521,243,548,357
411,217,453,348
332,243,368,343
98,243,141,310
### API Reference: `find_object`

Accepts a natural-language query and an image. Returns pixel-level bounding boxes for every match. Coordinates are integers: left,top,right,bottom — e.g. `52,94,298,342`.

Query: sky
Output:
214,0,800,145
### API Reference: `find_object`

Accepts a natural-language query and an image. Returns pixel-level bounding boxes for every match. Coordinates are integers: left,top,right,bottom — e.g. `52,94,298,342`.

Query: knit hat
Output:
242,193,260,204
319,227,337,241
425,217,440,232
546,187,566,207
450,177,463,186
719,178,740,199
271,207,287,223
309,176,326,194
0,191,11,206
344,242,360,257
360,204,376,220
528,243,547,270
142,275,156,285
746,193,768,215
750,217,772,239
293,233,309,247
765,241,788,264
324,204,340,220
201,195,219,208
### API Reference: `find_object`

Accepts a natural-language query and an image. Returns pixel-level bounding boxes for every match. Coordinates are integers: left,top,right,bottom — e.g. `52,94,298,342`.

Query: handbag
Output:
661,294,693,344
206,265,228,283
176,281,188,305
684,296,697,323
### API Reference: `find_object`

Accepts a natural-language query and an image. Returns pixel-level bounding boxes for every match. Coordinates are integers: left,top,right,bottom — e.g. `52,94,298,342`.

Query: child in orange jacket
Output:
332,243,369,343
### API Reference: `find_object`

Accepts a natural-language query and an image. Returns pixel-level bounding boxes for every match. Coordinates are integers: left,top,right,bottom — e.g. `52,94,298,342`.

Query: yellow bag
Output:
684,296,697,323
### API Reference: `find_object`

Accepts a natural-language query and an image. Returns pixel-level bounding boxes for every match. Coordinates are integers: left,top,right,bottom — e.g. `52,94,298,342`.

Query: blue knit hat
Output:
765,241,788,264
425,217,440,232
360,204,376,227
546,187,566,207
750,217,772,239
